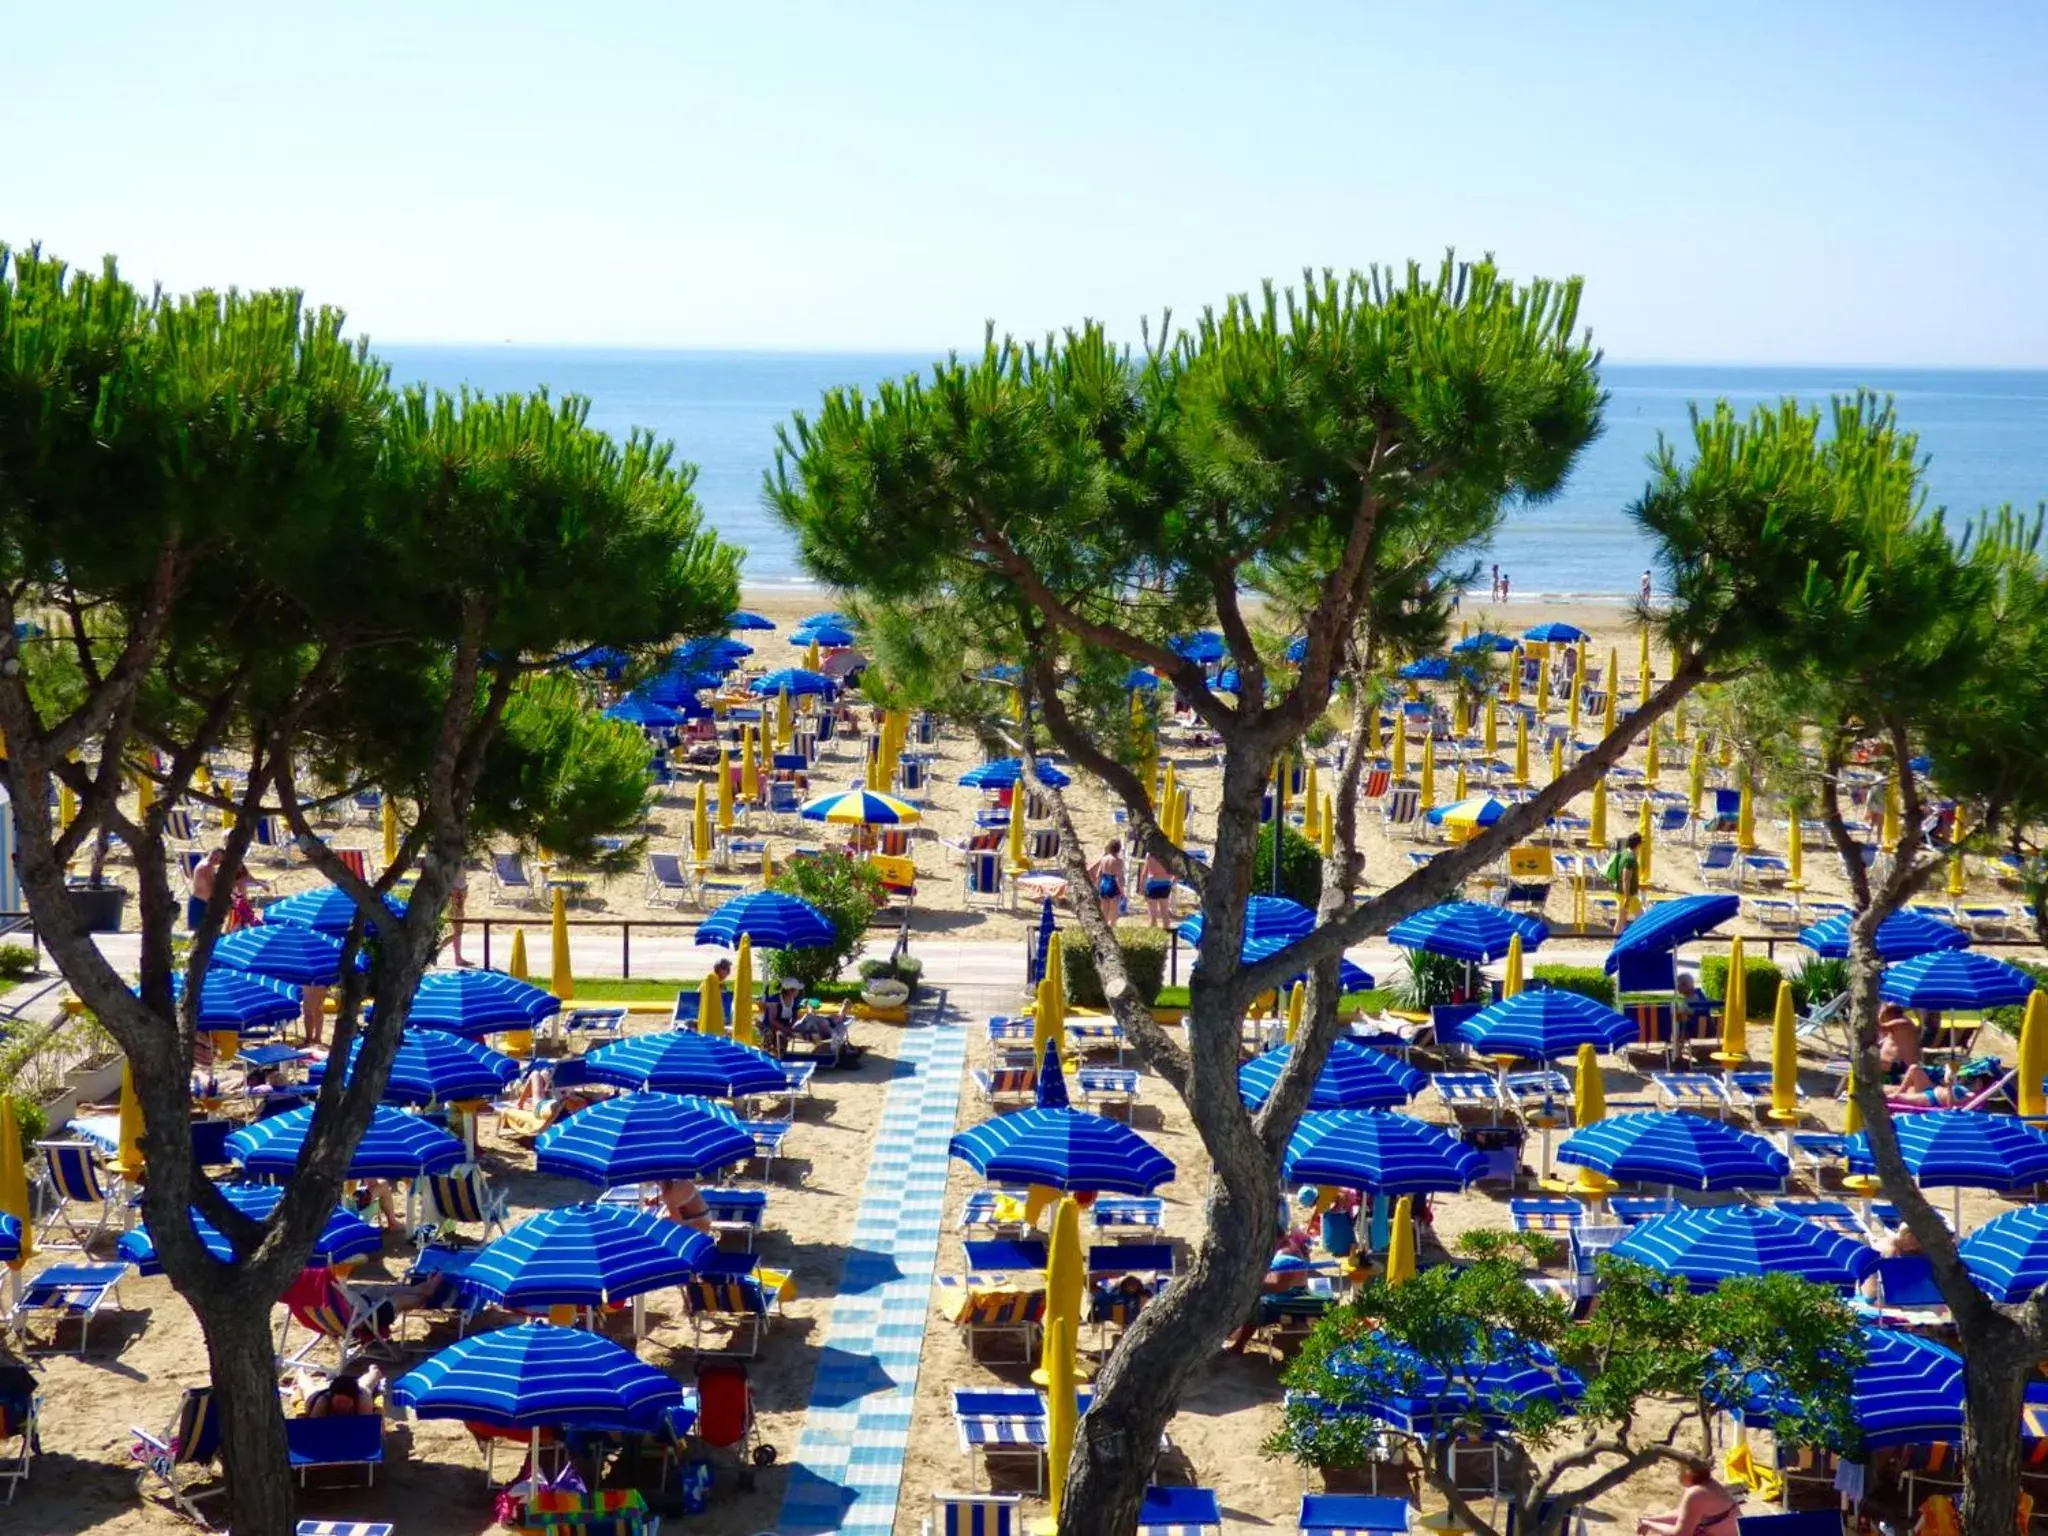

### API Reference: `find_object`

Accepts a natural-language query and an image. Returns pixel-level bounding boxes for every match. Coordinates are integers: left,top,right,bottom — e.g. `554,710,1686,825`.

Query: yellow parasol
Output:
1452,693,1468,739
740,724,761,804
804,639,821,672
1391,722,1407,781
731,936,757,1048
1419,735,1436,812
2020,992,2048,1119
1008,789,1027,873
1603,648,1619,737
1644,725,1659,780
382,797,399,871
1841,1061,1881,1195
58,780,76,833
717,750,734,837
133,768,153,821
1285,981,1305,1044
117,1060,145,1179
1688,745,1706,821
0,1095,32,1269
1384,1195,1417,1285
697,968,725,1037
1161,761,1178,824
1033,1192,1089,1383
1453,763,1468,805
1318,794,1335,858
550,886,574,1002
508,926,530,980
1947,852,1966,901
1571,1040,1616,1193
1041,1313,1078,1532
1549,733,1565,786
1508,648,1523,706
1880,774,1901,854
1589,773,1608,847
1567,649,1582,734
692,781,713,867
1366,699,1382,757
1034,941,1067,1072
776,687,792,751
1736,777,1755,854
1302,760,1321,842
1716,936,1748,1066
1787,815,1804,891
761,842,777,883
1513,714,1529,788
1502,932,1524,998
863,742,883,793
1637,797,1654,889
1638,625,1652,705
1768,979,1800,1123
1482,698,1498,757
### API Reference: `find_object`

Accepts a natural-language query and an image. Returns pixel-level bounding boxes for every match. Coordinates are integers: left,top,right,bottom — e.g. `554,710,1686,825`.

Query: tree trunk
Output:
1960,1342,2029,1536
200,1289,298,1536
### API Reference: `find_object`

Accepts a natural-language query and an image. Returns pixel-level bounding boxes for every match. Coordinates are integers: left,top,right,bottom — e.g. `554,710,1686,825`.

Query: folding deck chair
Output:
1137,1485,1223,1536
35,1140,120,1249
285,1413,385,1488
9,1261,130,1354
277,1268,404,1372
971,1064,1037,1108
491,851,540,904
682,1266,782,1356
131,1387,226,1526
950,1388,1050,1491
417,1161,511,1242
645,852,693,906
924,1490,1025,1535
0,1371,36,1505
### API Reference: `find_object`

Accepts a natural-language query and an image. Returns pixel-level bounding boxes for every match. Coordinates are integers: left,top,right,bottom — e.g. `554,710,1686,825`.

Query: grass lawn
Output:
529,976,867,1004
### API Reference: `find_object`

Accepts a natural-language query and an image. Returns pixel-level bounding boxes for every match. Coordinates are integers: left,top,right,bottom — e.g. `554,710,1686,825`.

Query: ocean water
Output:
378,349,2048,595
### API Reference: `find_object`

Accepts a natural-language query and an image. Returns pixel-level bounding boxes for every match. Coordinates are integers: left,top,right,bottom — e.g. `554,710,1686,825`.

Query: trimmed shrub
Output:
1154,985,1393,1014
0,946,34,981
1253,823,1325,909
766,850,885,990
1699,954,1785,1007
1064,925,1169,1009
1531,964,1617,1006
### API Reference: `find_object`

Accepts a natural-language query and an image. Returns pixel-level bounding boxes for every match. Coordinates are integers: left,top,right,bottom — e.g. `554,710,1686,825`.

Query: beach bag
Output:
1598,846,1626,886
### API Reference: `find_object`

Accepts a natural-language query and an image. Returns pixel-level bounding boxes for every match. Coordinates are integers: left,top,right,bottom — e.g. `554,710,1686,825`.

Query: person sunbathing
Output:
1636,1461,1740,1536
306,1363,382,1418
1225,1231,1315,1354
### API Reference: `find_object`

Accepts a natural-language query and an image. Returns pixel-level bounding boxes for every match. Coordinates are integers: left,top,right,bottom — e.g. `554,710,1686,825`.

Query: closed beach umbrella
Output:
1959,1206,2048,1302
1766,979,1801,1123
949,1108,1174,1195
1688,746,1706,821
692,783,712,865
1482,699,1497,756
731,936,757,1049
1604,894,1740,973
1302,760,1321,842
1283,1111,1485,1196
311,1029,519,1105
266,884,407,936
1717,937,1748,1065
695,969,724,1037
740,724,761,803
1846,1111,2048,1191
118,1183,381,1276
581,1030,784,1097
1459,989,1634,1061
1420,735,1436,811
1637,797,1654,888
2020,993,2048,1119
696,891,836,950
1035,1193,1086,1393
117,1063,145,1179
465,1204,716,1309
1177,895,1316,947
395,1321,684,1434
1644,725,1659,779
214,923,350,986
1502,933,1524,999
229,1103,464,1179
1603,648,1619,736
1556,1112,1789,1192
1391,721,1407,780
408,968,561,1036
1513,714,1529,787
508,928,530,981
1589,772,1608,846
1284,981,1305,1043
717,752,734,836
1238,1039,1425,1112
1389,902,1548,964
1573,1042,1605,1128
1881,776,1901,854
774,686,791,749
799,787,919,825
534,1092,756,1185
551,887,574,1002
1613,1203,1875,1289
1043,1317,1079,1526
1798,909,1969,961
0,1097,32,1268
1384,1194,1418,1285
1880,950,2037,1011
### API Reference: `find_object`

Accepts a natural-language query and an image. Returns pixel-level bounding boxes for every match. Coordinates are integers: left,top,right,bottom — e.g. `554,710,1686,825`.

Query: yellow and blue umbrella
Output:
1425,795,1508,830
799,788,920,825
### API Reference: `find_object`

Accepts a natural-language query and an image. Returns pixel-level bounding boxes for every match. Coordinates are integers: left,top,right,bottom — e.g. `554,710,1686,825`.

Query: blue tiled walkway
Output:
775,1001,969,1536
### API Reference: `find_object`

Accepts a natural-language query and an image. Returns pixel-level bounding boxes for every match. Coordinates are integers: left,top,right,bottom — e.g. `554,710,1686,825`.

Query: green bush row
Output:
1530,964,1616,1006
1151,985,1394,1014
1064,925,1169,1008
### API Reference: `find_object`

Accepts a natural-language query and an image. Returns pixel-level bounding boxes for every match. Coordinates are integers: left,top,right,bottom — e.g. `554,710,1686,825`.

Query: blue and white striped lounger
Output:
1139,1485,1223,1536
1299,1494,1413,1536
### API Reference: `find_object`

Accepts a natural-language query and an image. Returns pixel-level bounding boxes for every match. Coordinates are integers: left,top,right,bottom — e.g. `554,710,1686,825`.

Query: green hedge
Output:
1786,956,1848,1012
1064,925,1169,1009
1530,965,1616,1006
1253,823,1325,909
1989,960,2048,1035
1153,985,1392,1014
1699,954,1785,1007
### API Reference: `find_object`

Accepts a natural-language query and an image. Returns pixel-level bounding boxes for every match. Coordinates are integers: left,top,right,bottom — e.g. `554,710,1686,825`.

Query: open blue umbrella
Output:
641,670,719,709
581,1030,786,1097
1730,1328,1961,1452
464,1204,716,1309
1452,632,1517,654
1880,950,2038,1010
696,891,836,950
1798,909,1969,961
117,1183,382,1275
950,1109,1174,1195
159,970,303,1031
1177,895,1316,947
534,1092,758,1185
566,645,629,676
1523,623,1590,644
1612,1203,1876,1289
309,1029,520,1106
395,1321,684,1432
749,668,835,698
1555,1113,1789,1191
605,695,689,728
1958,1206,2048,1302
958,757,1073,790
727,610,776,631
214,924,355,986
1238,935,1373,993
1845,1111,2048,1191
1124,669,1161,692
1170,631,1226,664
1389,902,1549,964
1332,1329,1583,1433
1605,895,1742,973
791,621,856,647
407,969,561,1036
1240,1040,1426,1111
265,884,407,936
1397,657,1451,681
228,1103,465,1179
1283,1111,1484,1196
1458,989,1635,1060
679,636,751,662
802,610,851,628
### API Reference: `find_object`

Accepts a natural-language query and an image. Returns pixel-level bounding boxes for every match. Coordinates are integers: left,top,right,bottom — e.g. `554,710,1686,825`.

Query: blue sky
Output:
5,2,2044,363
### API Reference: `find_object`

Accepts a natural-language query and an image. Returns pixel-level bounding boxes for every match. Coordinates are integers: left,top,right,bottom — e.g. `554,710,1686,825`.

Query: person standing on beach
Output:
1609,832,1643,934
1499,572,1510,602
1640,569,1653,603
1087,839,1126,927
1490,563,1499,603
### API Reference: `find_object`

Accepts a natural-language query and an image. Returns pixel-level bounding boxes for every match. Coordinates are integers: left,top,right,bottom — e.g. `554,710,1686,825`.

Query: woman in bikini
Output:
653,1178,714,1233
1637,1460,1741,1536
1140,849,1174,928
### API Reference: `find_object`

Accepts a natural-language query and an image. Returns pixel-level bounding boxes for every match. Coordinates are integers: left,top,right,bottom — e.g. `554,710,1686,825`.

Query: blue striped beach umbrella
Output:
1239,1039,1426,1112
1880,949,2038,1010
748,667,835,698
160,970,302,1031
227,1103,465,1180
604,694,689,728
1331,1328,1583,1433
464,1203,716,1309
798,787,919,825
1177,895,1316,947
1798,909,1969,961
726,610,776,631
1731,1328,1962,1452
214,923,355,986
581,1030,786,1097
395,1321,684,1432
1604,894,1741,973
1283,1111,1485,1196
1170,630,1226,663
801,611,850,628
1845,1110,2048,1191
1523,623,1590,644
1451,631,1517,654
1556,1113,1789,1191
695,891,836,950
1389,902,1549,964
641,670,718,709
1458,989,1635,1060
117,1183,381,1275
406,969,561,1036
958,756,1073,790
950,1109,1175,1195
309,1029,520,1106
1396,657,1451,681
791,621,856,647
264,884,407,936
1612,1203,1876,1289
534,1092,758,1185
1958,1206,2048,1302
1238,935,1372,993
0,1213,18,1265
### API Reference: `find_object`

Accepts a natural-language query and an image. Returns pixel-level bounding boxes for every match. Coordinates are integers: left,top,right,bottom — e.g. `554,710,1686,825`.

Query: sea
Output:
377,349,2048,597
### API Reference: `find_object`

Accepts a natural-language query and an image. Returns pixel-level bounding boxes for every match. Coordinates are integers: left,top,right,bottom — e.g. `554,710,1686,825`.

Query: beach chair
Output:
1504,846,1554,914
1698,842,1740,887
285,1413,384,1488
131,1387,226,1526
1620,1001,1681,1070
971,1064,1037,1108
0,1374,36,1505
1380,785,1421,833
872,853,919,908
9,1261,129,1354
277,1268,402,1372
1076,1067,1140,1116
1298,1494,1413,1536
1090,1195,1166,1238
950,1388,1050,1490
34,1140,118,1249
923,1490,1025,1536
1137,1485,1224,1536
645,851,693,906
683,1271,780,1355
1653,1072,1735,1117
701,1187,769,1249
492,851,540,904
1510,1197,1582,1233
417,1161,510,1242
935,1275,1045,1361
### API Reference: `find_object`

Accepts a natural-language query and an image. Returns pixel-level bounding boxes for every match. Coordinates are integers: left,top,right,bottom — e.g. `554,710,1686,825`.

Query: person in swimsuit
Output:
1140,849,1174,928
307,1363,382,1418
188,849,223,930
1086,839,1126,927
1637,1460,1741,1536
653,1178,714,1233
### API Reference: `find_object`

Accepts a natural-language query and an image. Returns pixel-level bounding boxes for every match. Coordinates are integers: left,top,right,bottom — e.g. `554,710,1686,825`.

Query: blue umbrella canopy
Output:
228,1103,465,1179
1424,795,1510,828
1555,1113,1789,1192
407,969,561,1036
640,671,718,709
534,1091,758,1185
802,610,851,628
1170,631,1226,663
605,695,689,728
117,1183,382,1276
395,1321,684,1432
678,636,752,663
1458,989,1635,1060
580,1030,786,1097
309,1029,520,1106
1397,657,1451,681
1238,935,1373,993
1389,902,1549,963
958,757,1073,790
791,621,856,646
464,1204,717,1309
1176,895,1316,947
1283,1111,1485,1196
1798,909,1969,961
214,923,354,986
1451,632,1517,654
565,645,629,676
949,1109,1175,1195
1523,623,1590,644
1958,1205,2048,1302
1845,1111,2048,1191
1240,1040,1426,1112
1612,1203,1876,1290
0,1213,17,1266
727,609,777,631
1605,894,1742,973
696,891,836,950
748,668,835,698
1880,950,2038,1010
1124,668,1161,692
1036,1049,1070,1110
159,970,302,1031
1730,1328,1961,1452
1332,1329,1583,1433
264,884,407,936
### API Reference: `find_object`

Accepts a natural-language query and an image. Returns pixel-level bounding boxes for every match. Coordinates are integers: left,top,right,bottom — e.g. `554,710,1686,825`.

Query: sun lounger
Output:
34,1140,121,1249
935,1278,1045,1361
958,1187,1033,1234
682,1270,781,1356
1076,1067,1140,1114
1653,1073,1735,1116
492,851,540,904
1138,1485,1223,1536
417,1162,511,1242
285,1413,384,1488
700,1187,768,1250
1773,1198,1865,1239
132,1387,226,1525
1608,1197,1682,1224
951,1388,1050,1490
924,1491,1025,1536
1510,1197,1582,1233
1298,1493,1413,1536
1431,1072,1505,1121
10,1261,129,1354
972,1065,1038,1108
1091,1195,1166,1237
645,852,693,906
298,1524,395,1536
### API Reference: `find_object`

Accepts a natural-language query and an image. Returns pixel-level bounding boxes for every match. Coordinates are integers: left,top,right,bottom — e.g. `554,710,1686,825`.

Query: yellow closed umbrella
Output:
1366,701,1383,757
1007,789,1027,872
1881,776,1901,854
1285,981,1305,1044
1384,1195,1417,1285
1161,761,1178,824
1736,778,1755,854
497,926,535,1056
2019,992,2048,1119
1508,648,1523,706
1570,1041,1616,1193
1482,698,1498,757
1318,794,1335,858
776,687,792,750
1567,650,1582,734
382,797,399,871
1549,733,1565,786
692,782,713,867
1589,773,1608,847
58,780,76,833
1041,1312,1078,1530
1302,761,1321,842
508,926,530,980
1637,797,1654,889
1688,745,1707,821
1841,1061,1882,1195
0,1096,32,1269
1786,815,1804,891
731,936,757,1048
804,639,821,672
1453,763,1468,804
1169,787,1188,849
1603,648,1619,737
1513,714,1529,787
550,886,574,1002
698,968,725,1037
1452,693,1469,739
1638,625,1652,705
133,768,154,821
1716,937,1748,1066
761,842,777,883
1644,726,1660,780
717,750,734,836
740,724,761,804
1768,979,1800,1123
864,742,883,792
1419,735,1436,811
117,1061,145,1179
1391,721,1408,781
1034,1193,1088,1385
1502,932,1524,998
1947,852,1966,900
